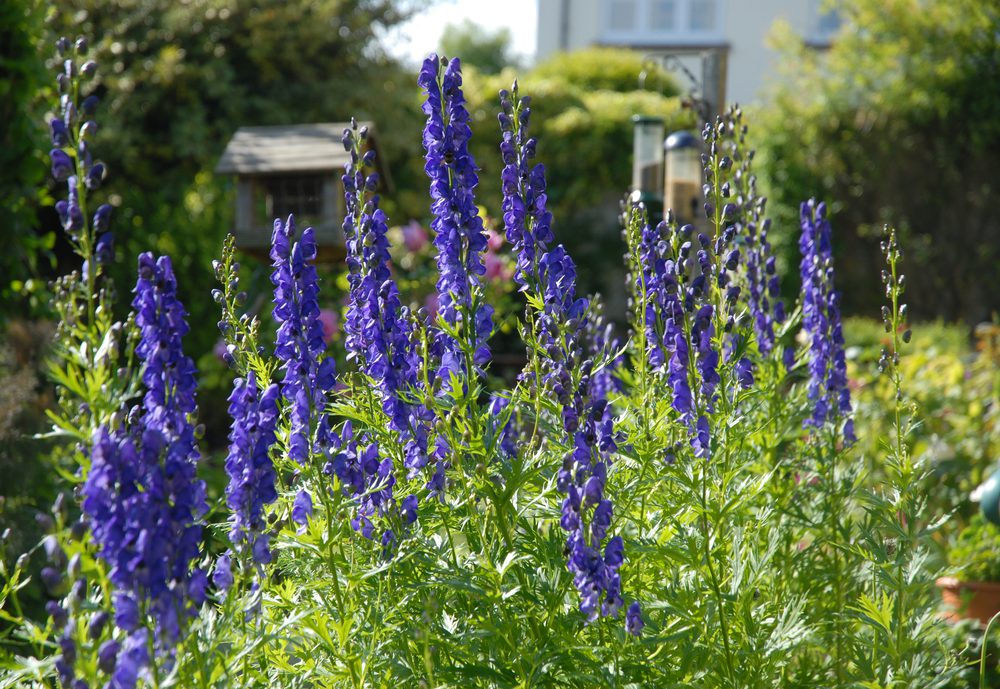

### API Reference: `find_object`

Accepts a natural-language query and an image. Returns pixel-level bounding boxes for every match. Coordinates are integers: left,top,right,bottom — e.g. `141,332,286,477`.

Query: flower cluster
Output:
500,85,636,631
49,37,111,271
333,121,425,540
341,123,423,452
419,55,493,379
580,294,624,403
799,199,854,440
83,254,208,687
270,216,338,528
499,82,553,294
558,396,626,621
271,216,336,462
720,107,785,355
224,372,280,566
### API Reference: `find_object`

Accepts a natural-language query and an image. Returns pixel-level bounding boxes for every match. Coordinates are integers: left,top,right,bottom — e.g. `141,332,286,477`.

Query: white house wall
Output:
536,0,827,107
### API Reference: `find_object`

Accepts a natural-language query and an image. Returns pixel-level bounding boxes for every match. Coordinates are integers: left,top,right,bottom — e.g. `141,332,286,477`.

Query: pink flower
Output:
486,228,504,252
319,308,339,344
402,221,429,253
485,251,506,282
424,292,440,320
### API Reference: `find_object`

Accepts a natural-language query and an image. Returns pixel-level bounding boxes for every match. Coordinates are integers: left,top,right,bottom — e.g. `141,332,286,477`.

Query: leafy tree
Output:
756,0,1000,323
15,0,433,354
0,0,49,320
439,18,520,74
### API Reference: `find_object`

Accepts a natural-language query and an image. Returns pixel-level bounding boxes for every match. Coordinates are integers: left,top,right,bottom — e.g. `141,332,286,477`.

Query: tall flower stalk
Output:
799,199,854,442
419,54,493,383
83,254,208,688
500,82,635,629
335,120,424,540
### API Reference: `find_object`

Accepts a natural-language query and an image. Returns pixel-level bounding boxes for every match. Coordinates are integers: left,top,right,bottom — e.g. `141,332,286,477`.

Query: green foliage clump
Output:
948,515,1000,583
25,0,432,355
848,318,1000,532
756,0,1000,323
0,0,50,319
439,19,522,75
529,48,679,95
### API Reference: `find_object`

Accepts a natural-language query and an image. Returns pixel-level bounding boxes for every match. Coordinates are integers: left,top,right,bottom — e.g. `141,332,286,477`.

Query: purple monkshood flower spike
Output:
338,122,431,539
83,254,207,687
499,82,554,294
270,215,337,465
499,84,630,628
799,199,855,442
224,372,280,565
341,123,424,444
419,54,493,381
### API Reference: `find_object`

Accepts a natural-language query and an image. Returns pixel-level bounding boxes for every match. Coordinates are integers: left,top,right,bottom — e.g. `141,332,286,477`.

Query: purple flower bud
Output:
88,610,109,640
97,638,119,674
43,534,67,568
40,566,66,595
46,601,68,627
212,552,233,590
292,490,313,533
95,232,114,265
81,95,99,115
626,601,644,636
93,204,112,232
79,120,98,140
50,119,69,146
85,162,105,190
50,149,73,181
80,60,98,78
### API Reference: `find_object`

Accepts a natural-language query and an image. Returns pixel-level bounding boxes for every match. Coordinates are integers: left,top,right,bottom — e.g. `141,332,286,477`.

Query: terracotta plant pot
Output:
937,576,1000,626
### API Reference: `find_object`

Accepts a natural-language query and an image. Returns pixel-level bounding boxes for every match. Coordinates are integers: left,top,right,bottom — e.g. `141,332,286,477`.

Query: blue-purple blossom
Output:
270,216,337,464
499,83,553,293
97,638,120,674
224,373,279,565
50,119,69,146
212,552,234,591
50,148,72,181
419,54,493,379
735,357,755,388
799,200,854,442
324,422,403,541
55,177,84,235
499,84,630,626
292,489,313,533
626,601,645,636
83,254,207,684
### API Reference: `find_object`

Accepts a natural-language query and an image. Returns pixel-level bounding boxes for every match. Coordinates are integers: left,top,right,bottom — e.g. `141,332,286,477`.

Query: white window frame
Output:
601,0,725,46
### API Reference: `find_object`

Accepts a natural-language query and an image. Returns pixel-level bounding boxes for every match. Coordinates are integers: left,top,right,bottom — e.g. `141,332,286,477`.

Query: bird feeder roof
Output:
215,122,380,176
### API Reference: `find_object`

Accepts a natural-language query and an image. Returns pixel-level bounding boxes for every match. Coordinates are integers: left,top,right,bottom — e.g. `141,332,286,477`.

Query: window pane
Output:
262,175,323,226
689,0,717,31
609,0,637,30
650,0,676,31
